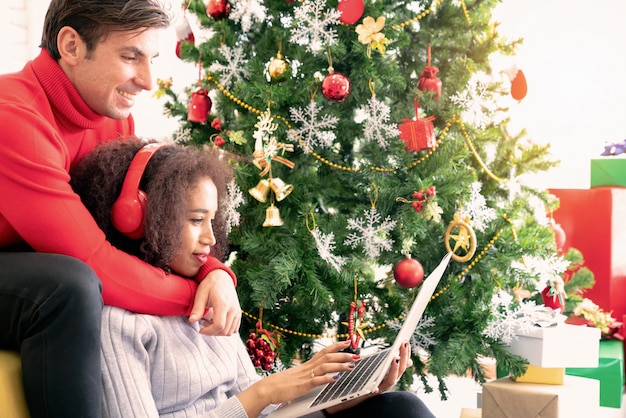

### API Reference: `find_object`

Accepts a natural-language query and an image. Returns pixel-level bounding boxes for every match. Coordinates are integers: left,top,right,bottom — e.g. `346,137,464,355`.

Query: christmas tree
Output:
156,0,590,397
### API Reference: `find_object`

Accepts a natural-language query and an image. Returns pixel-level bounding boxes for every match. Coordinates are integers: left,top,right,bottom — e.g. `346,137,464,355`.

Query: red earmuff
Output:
110,143,164,239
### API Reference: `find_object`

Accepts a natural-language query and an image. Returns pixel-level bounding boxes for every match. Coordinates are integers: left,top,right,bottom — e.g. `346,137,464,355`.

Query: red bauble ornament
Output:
321,72,350,102
417,46,442,101
174,15,195,59
337,0,364,25
399,98,436,152
393,257,425,289
187,90,212,123
206,0,230,19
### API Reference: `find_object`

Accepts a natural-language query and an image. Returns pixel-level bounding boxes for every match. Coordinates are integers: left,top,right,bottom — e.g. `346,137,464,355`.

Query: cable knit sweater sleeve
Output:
101,306,273,418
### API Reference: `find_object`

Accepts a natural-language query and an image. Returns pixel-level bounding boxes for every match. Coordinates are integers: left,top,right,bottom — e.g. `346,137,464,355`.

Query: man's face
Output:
71,28,161,120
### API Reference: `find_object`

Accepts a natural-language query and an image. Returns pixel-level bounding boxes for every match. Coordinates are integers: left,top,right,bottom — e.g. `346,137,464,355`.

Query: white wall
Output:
2,0,626,189
492,0,626,188
0,1,31,72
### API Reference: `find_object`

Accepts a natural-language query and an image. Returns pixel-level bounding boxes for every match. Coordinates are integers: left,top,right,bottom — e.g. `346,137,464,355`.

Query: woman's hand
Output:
237,340,358,417
324,341,413,415
375,341,412,393
188,269,241,335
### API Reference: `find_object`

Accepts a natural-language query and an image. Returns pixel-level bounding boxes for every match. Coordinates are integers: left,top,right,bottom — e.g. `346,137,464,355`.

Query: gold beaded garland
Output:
208,69,500,184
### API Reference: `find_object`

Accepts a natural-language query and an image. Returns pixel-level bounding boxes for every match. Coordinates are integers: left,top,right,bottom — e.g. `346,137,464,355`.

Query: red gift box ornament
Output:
398,98,436,152
187,89,212,123
417,45,442,101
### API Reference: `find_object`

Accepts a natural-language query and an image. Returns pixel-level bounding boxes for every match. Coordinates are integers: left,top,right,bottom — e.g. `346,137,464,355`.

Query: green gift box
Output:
566,340,624,408
590,158,626,187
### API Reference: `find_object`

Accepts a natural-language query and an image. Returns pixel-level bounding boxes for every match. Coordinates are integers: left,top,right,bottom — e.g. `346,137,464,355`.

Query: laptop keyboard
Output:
310,348,392,407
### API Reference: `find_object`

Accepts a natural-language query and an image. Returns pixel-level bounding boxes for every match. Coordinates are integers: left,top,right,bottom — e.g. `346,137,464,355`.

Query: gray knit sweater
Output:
101,306,323,418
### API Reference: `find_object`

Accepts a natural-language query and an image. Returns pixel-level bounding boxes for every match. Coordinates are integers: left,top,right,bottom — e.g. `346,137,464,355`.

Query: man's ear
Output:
57,26,84,65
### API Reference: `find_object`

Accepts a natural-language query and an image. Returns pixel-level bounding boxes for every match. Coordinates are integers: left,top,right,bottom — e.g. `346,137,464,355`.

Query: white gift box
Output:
506,324,601,368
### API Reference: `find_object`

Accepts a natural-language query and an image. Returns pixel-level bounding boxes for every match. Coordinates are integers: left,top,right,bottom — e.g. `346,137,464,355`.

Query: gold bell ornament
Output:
249,179,271,203
269,177,293,202
249,177,293,203
263,204,284,227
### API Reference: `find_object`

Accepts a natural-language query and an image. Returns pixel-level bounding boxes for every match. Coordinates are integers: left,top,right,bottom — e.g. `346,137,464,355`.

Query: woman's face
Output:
167,178,218,277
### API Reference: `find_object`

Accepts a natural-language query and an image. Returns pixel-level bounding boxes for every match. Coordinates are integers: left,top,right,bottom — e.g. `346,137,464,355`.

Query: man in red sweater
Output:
0,1,241,417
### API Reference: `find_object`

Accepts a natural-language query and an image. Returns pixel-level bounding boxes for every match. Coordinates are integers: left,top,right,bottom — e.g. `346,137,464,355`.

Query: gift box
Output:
459,408,482,418
506,324,600,368
566,339,625,408
398,99,436,152
590,157,626,187
550,187,626,322
482,376,600,418
513,365,565,385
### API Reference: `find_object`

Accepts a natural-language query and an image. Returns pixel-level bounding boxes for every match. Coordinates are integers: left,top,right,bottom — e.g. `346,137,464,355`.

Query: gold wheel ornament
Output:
444,213,477,263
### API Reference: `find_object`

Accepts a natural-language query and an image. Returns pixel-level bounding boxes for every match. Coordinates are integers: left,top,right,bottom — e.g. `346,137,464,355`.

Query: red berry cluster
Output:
210,118,226,146
245,328,277,371
411,185,436,212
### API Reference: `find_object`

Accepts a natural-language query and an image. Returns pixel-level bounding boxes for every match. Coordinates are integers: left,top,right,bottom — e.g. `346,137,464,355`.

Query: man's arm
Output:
0,106,236,317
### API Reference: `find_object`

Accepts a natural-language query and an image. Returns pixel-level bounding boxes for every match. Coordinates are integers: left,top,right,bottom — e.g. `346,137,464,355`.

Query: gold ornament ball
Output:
268,54,289,82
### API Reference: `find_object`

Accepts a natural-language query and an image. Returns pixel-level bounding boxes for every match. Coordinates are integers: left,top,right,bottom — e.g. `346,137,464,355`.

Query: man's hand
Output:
188,269,241,335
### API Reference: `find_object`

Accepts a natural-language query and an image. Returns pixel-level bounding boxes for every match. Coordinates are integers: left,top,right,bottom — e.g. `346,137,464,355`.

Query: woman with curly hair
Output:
70,138,434,418
0,1,237,415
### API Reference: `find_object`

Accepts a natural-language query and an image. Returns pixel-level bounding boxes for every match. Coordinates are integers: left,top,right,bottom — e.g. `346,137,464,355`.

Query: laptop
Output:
268,252,452,418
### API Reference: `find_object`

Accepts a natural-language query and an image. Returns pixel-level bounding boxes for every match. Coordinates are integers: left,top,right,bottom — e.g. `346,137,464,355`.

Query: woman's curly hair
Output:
70,137,233,272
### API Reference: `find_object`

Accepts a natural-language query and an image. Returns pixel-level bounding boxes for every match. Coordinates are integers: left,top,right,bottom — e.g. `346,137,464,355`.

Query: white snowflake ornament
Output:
289,0,341,56
482,290,538,345
209,44,250,89
311,228,347,272
459,182,497,233
288,100,338,152
450,71,497,129
344,207,397,259
359,96,400,149
224,180,244,233
229,0,267,33
511,255,570,294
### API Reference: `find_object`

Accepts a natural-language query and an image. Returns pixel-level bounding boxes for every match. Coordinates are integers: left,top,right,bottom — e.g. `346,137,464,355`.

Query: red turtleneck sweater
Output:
0,50,235,316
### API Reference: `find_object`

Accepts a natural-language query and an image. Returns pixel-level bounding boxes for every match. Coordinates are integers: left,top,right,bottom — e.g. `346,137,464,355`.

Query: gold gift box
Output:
512,365,565,385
